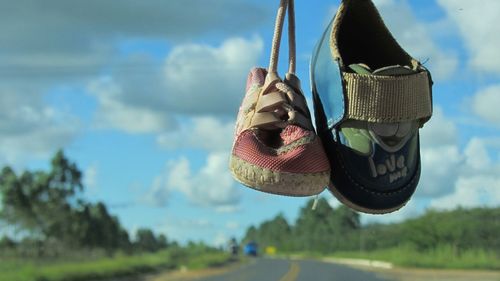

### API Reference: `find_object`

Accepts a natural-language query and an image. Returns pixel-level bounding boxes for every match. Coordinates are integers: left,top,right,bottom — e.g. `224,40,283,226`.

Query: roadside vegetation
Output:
2,150,498,281
243,199,500,270
0,151,233,281
0,246,231,281
332,245,499,270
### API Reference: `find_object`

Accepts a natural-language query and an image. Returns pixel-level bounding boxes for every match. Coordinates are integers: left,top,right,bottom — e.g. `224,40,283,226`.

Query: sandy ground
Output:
344,265,500,281
145,262,249,281
321,258,500,281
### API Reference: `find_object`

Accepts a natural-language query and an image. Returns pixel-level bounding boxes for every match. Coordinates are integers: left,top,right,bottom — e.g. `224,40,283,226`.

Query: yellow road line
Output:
279,261,300,281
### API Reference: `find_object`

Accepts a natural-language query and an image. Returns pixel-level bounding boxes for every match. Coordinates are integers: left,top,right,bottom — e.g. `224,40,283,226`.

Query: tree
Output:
0,150,132,254
242,226,258,244
256,213,292,251
0,167,40,236
293,198,339,253
0,236,16,249
72,202,130,252
0,150,83,243
135,228,159,252
334,205,360,231
241,199,362,254
157,234,168,249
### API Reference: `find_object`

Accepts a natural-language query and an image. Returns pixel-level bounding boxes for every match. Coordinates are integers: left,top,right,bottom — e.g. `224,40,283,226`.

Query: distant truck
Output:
243,241,258,256
228,238,239,256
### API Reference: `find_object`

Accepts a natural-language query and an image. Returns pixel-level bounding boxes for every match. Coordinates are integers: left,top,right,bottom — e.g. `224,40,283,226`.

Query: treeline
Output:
243,199,361,253
242,198,500,256
0,150,169,257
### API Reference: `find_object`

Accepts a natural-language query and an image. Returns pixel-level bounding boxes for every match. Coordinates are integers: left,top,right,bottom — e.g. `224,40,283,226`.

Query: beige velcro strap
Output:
343,71,432,123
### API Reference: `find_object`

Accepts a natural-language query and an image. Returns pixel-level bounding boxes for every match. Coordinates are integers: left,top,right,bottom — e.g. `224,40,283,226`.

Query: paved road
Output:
197,258,390,281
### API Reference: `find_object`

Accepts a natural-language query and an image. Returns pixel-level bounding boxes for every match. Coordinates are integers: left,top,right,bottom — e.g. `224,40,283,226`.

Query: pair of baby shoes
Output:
229,0,433,214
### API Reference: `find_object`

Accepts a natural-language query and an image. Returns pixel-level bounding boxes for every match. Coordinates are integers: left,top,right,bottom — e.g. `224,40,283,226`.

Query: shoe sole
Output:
327,182,410,214
323,134,420,214
229,154,329,197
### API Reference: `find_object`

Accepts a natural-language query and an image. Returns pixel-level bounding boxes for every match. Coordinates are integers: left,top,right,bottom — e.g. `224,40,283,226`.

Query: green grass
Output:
331,245,500,270
185,252,234,270
0,250,233,281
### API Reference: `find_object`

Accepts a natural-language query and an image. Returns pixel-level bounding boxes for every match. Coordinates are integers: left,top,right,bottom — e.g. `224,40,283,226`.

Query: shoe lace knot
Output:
250,77,313,131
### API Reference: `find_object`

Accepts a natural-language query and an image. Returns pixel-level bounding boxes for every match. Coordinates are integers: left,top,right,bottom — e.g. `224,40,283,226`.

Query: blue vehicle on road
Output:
243,241,258,256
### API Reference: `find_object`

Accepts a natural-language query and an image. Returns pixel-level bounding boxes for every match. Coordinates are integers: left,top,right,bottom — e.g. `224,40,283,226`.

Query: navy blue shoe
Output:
310,0,433,214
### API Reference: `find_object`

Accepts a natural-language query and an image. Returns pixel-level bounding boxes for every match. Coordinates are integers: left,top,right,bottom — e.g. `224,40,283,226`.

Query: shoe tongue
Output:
348,63,372,75
373,65,416,76
348,64,416,76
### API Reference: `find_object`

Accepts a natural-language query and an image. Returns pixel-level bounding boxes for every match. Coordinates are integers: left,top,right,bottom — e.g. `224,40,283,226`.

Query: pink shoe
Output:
229,0,330,196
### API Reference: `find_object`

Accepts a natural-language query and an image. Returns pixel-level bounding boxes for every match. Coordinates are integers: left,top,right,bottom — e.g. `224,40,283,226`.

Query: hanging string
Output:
268,0,296,75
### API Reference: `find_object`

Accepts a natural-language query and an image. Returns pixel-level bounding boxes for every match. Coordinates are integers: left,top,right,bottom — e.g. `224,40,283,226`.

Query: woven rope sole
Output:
229,154,329,197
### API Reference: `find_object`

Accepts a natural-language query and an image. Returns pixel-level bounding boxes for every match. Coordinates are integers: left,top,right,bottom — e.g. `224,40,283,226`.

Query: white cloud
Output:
156,216,218,244
438,0,500,74
83,164,99,194
146,152,240,210
418,107,463,196
144,177,170,207
472,84,500,126
215,205,242,214
373,0,395,6
430,176,500,210
160,217,214,231
403,106,500,218
429,137,500,210
213,232,229,248
0,88,79,166
88,36,262,134
374,0,458,80
362,197,427,224
226,221,240,230
420,107,458,148
157,117,234,152
177,219,212,228
0,1,269,81
163,36,263,115
419,145,463,196
326,194,342,209
88,76,177,134
464,138,492,170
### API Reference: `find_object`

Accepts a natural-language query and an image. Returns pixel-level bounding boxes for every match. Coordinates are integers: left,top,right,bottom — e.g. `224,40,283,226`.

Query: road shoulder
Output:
145,259,251,281
370,267,500,281
323,258,500,281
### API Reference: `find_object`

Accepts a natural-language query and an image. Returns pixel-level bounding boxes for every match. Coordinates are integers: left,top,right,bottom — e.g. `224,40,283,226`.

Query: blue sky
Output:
1,0,499,246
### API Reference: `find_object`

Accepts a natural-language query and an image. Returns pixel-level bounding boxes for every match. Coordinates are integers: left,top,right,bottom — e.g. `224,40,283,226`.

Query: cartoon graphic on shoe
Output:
229,0,330,196
310,0,433,213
